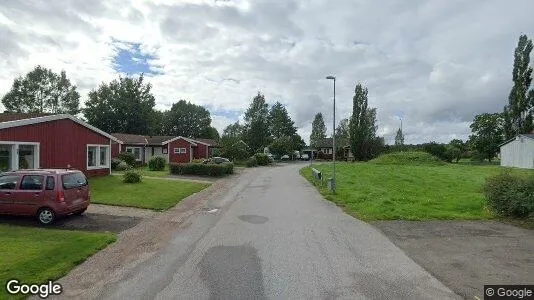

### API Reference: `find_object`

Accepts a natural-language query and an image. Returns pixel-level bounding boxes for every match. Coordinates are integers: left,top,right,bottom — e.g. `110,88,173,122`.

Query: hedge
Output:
483,172,534,218
170,162,234,177
253,153,271,166
148,156,166,171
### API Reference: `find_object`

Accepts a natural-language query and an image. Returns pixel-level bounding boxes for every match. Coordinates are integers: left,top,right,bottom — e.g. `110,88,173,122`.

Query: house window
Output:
87,145,110,169
174,148,186,154
125,147,142,161
162,147,168,154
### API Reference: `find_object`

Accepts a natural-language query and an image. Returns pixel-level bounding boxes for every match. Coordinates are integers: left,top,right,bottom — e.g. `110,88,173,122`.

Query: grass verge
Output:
0,225,115,299
89,176,210,210
301,162,532,221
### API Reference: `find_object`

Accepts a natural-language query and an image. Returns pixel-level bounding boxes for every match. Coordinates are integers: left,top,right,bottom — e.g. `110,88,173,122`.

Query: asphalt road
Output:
59,163,458,299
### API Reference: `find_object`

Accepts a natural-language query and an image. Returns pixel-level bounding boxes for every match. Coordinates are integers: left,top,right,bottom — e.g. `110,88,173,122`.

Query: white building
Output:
500,134,534,169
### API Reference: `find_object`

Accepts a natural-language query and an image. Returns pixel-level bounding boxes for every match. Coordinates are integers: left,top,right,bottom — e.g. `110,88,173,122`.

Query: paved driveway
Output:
57,164,458,299
373,220,534,299
0,204,155,233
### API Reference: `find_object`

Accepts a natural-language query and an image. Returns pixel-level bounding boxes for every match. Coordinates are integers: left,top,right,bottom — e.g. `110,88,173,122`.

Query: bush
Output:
483,172,534,218
116,161,130,171
123,171,142,183
148,156,166,171
422,142,453,162
253,153,270,166
118,152,136,166
111,158,123,170
246,156,258,167
170,162,234,177
369,151,445,166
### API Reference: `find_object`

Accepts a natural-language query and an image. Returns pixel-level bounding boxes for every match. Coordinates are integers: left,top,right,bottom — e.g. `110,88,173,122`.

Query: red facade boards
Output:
0,118,112,176
168,138,193,163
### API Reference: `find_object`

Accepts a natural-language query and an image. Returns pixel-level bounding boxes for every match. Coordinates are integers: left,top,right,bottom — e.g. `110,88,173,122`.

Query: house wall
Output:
111,142,121,158
195,143,209,159
143,146,169,163
0,119,111,176
168,138,193,163
500,137,534,169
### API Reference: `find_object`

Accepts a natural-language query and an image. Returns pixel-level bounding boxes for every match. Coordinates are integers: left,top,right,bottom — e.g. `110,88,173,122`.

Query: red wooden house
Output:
0,113,120,176
110,133,219,164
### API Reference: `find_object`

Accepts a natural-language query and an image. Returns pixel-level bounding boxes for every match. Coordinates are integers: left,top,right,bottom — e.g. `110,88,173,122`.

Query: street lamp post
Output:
326,75,336,192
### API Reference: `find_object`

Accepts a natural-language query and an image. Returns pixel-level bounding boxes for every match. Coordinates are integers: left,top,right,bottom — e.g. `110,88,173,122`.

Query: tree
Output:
2,65,80,114
394,127,404,147
268,102,297,139
269,136,293,158
84,75,155,134
469,113,504,162
162,100,212,138
349,83,378,161
220,122,248,160
335,118,350,148
504,34,534,139
448,139,466,163
200,126,220,140
243,92,271,153
310,113,326,147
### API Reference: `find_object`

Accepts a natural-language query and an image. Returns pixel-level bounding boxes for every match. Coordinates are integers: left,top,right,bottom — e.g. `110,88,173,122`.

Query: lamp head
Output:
326,76,336,80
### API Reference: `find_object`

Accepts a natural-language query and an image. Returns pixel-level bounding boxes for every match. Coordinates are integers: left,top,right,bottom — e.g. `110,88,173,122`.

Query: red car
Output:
0,169,90,225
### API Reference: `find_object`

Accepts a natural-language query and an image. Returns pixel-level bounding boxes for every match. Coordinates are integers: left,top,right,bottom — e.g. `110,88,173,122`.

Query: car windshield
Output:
61,172,88,189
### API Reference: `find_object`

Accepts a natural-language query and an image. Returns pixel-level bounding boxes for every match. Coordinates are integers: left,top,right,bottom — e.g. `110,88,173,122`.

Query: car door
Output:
12,175,45,216
0,174,19,214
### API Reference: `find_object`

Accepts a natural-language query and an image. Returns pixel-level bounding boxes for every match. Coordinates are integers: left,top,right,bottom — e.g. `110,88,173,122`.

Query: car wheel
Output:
37,208,55,225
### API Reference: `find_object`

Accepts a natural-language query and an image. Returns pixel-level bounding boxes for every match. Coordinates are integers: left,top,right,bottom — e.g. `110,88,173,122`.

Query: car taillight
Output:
56,191,65,203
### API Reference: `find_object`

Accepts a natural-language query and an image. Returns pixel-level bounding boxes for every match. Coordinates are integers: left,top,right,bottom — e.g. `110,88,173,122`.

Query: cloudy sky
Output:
1,0,533,144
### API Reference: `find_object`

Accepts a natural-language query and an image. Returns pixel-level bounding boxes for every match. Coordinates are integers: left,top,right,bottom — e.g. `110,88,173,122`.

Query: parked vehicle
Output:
0,169,90,225
281,155,290,160
301,154,310,160
203,157,231,164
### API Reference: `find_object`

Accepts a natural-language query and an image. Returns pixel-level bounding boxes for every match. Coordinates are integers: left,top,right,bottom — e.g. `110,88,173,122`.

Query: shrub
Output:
253,153,270,166
369,151,445,166
170,162,234,177
118,152,136,166
123,171,142,183
111,158,123,170
483,172,534,218
422,142,453,162
116,161,130,171
148,156,166,171
246,156,258,167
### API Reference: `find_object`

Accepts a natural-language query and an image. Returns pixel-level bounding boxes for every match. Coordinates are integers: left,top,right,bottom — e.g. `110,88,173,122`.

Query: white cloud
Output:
1,0,533,144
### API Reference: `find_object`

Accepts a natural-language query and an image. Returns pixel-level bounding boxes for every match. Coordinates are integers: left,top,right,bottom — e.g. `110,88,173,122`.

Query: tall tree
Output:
310,113,326,147
200,126,220,140
504,34,534,139
243,92,271,153
469,113,503,162
349,83,378,160
447,139,466,163
222,121,244,140
335,118,350,147
2,65,80,114
162,100,212,138
394,127,405,147
268,101,297,139
84,75,155,134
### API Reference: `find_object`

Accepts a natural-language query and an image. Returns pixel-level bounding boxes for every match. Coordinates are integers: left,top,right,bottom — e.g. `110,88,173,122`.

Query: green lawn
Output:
0,225,115,299
113,165,170,178
89,176,210,210
301,162,533,221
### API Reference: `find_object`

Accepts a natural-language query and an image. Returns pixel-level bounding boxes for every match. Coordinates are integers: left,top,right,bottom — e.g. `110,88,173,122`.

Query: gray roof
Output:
315,138,333,148
499,134,534,147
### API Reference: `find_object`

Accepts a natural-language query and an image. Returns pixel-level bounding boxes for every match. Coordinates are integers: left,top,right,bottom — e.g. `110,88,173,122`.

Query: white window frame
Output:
174,147,186,154
87,144,110,170
125,146,143,161
0,141,40,171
